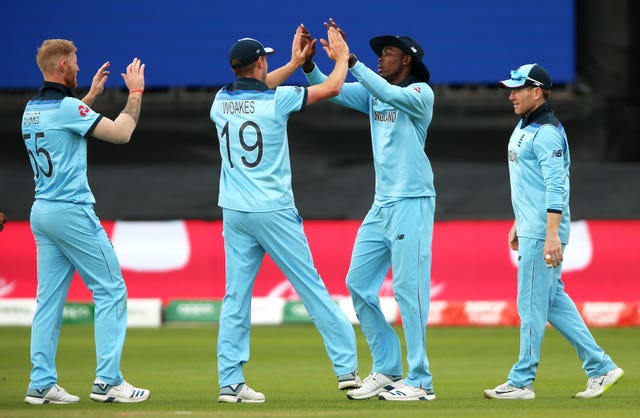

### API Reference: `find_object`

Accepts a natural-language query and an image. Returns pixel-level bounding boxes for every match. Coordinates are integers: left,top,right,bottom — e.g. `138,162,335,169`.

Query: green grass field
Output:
0,324,637,417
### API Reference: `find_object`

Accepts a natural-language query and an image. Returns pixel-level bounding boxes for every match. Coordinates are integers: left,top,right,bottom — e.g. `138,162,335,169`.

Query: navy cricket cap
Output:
228,38,274,69
499,63,552,90
369,35,430,83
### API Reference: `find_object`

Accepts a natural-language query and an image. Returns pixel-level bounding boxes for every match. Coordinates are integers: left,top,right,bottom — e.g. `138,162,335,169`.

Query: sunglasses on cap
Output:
509,69,544,87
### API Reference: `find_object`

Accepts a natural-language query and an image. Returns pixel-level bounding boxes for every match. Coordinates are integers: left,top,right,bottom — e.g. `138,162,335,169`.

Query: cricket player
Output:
211,26,359,403
22,39,149,404
302,20,437,401
483,63,623,400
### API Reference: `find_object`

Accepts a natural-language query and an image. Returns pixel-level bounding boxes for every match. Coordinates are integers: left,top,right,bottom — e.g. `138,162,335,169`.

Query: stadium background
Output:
1,1,639,326
1,0,639,220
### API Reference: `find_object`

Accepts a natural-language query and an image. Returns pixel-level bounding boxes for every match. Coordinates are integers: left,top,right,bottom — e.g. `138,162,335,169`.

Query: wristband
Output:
129,89,144,95
348,54,358,69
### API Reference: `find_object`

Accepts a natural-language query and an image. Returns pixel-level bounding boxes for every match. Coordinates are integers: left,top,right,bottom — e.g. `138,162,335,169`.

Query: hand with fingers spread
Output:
121,57,145,93
82,62,110,106
320,26,349,62
289,25,312,68
323,17,347,40
265,25,316,88
299,23,314,46
300,23,317,72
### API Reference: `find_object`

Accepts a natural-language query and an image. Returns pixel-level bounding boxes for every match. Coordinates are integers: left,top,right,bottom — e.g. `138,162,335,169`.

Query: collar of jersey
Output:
398,75,422,87
225,77,270,93
39,81,74,98
520,103,552,128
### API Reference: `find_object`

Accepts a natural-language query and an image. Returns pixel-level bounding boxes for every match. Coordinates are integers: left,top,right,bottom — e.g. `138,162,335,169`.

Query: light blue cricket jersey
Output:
210,78,308,211
507,103,571,243
21,82,102,204
305,62,435,204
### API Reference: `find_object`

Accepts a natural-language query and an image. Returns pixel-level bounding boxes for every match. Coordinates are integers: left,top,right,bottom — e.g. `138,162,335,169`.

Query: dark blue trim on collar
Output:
225,78,270,92
398,75,421,87
520,103,560,128
38,81,75,99
398,74,424,87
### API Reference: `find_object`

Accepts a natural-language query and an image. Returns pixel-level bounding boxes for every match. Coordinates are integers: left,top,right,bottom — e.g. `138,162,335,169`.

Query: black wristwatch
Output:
348,54,358,68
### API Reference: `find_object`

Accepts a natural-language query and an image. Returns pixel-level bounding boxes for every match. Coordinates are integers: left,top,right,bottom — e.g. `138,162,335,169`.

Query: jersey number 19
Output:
220,120,263,169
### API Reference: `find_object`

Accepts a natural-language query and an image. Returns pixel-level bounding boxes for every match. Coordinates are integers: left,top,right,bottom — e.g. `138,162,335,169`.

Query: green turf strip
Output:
0,325,638,417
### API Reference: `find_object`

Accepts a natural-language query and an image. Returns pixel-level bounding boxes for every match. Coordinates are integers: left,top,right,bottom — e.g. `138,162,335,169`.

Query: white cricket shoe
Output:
484,382,535,400
378,383,436,401
338,371,362,390
25,384,80,404
90,379,150,403
346,372,401,400
575,367,624,398
218,383,265,403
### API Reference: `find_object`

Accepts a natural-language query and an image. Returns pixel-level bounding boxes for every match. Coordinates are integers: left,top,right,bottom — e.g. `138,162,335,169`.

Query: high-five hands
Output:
321,26,349,62
323,18,347,40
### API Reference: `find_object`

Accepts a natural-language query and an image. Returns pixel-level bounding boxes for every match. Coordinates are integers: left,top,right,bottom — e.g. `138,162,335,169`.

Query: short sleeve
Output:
59,97,102,137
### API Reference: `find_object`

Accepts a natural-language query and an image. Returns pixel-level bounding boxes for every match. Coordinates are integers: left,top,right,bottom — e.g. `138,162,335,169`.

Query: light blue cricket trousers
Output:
29,201,127,390
217,208,358,388
346,197,435,390
507,237,617,388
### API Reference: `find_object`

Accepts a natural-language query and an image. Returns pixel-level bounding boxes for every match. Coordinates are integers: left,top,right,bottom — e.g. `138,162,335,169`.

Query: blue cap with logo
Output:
229,38,274,69
499,63,552,90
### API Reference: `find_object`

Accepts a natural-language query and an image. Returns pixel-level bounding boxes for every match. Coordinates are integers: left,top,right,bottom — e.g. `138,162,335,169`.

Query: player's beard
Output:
64,70,78,90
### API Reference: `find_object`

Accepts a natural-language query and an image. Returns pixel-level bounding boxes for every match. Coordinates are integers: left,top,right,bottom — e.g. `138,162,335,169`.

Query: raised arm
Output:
305,26,349,105
91,58,145,144
265,26,313,89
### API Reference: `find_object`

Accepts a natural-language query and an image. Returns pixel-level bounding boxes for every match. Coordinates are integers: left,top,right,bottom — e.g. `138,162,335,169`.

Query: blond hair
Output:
36,39,77,77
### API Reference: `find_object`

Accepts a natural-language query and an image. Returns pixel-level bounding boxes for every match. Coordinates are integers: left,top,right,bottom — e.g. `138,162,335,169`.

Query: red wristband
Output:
129,89,144,95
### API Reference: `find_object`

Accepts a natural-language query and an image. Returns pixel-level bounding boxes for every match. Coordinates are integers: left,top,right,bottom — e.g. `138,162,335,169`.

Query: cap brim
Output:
498,79,526,89
370,35,407,57
264,47,274,55
369,35,430,83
